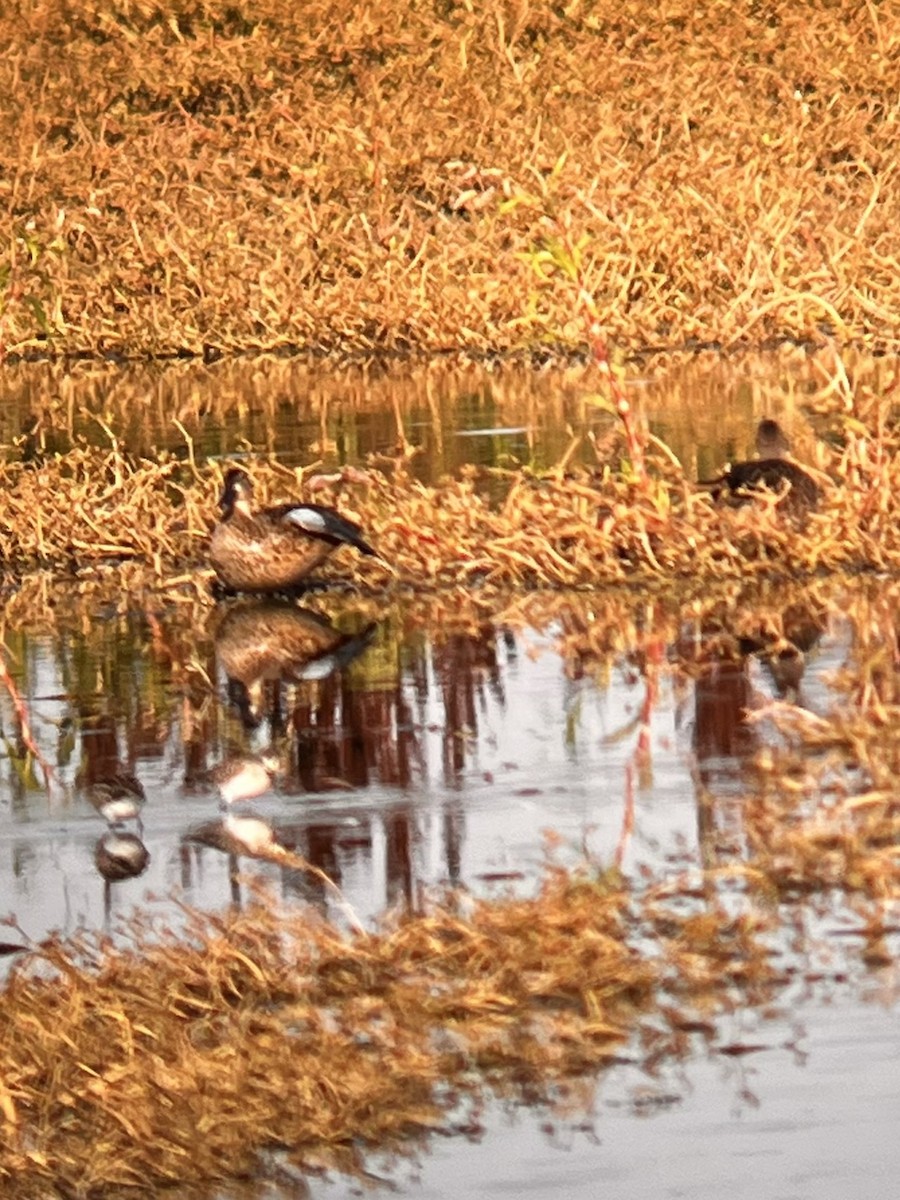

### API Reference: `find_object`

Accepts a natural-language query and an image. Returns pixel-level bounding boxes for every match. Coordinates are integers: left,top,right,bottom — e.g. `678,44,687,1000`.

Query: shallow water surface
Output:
1,575,895,1198
355,992,900,1200
0,583,847,940
0,348,881,487
1,352,897,1198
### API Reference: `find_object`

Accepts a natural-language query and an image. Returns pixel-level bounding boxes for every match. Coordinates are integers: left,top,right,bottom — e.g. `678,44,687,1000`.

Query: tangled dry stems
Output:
2,0,900,358
0,382,897,604
0,868,776,1197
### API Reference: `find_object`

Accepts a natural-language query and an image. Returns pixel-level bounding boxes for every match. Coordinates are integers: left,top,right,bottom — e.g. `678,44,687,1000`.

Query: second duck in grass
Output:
698,419,820,516
210,468,378,593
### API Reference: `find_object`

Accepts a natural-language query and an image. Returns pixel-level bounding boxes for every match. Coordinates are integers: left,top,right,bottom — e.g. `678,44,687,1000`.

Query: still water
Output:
1,353,897,1198
0,584,849,936
0,347,871,483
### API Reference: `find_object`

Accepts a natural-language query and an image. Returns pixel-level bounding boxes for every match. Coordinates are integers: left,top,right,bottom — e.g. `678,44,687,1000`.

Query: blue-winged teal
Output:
210,468,377,593
210,753,280,806
85,770,146,830
700,419,820,513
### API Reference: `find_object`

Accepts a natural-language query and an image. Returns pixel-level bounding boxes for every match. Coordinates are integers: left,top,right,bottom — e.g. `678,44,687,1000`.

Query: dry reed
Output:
0,379,897,605
1,0,899,358
0,868,778,1197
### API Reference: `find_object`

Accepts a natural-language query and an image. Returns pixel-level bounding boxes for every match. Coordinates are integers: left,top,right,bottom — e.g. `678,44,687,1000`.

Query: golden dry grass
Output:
0,868,776,1197
1,0,899,358
0,353,895,606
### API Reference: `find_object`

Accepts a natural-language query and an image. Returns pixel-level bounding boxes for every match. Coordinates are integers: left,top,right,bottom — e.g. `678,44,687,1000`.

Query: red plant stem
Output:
616,635,663,868
616,761,635,870
0,649,56,788
580,297,647,487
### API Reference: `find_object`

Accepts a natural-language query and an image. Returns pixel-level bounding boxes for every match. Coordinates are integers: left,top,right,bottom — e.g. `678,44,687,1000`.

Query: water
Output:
0,585,850,936
0,348,881,483
0,353,896,1198
382,990,900,1200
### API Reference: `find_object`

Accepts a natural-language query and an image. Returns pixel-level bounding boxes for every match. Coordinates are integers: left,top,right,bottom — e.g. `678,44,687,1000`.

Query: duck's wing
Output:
269,502,378,556
728,459,820,501
698,459,819,506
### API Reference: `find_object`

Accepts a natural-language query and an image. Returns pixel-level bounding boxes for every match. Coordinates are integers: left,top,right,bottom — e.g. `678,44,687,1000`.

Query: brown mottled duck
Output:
211,754,281,806
84,769,146,829
210,468,377,593
699,419,820,514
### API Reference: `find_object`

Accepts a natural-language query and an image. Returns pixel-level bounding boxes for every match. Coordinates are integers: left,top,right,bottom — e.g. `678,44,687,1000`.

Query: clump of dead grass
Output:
1,0,900,357
0,869,775,1197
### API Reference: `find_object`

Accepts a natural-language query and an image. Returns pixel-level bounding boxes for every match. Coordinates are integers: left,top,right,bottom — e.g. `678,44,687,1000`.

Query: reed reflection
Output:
287,664,418,792
182,609,514,915
76,711,136,797
281,622,509,909
678,597,829,865
432,625,512,784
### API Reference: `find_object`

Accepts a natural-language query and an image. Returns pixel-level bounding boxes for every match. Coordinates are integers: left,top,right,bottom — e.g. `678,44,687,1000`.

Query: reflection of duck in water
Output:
212,599,377,724
182,812,363,931
699,419,820,514
94,830,150,882
210,468,378,594
94,828,151,921
738,603,826,702
680,597,827,773
183,752,280,806
185,812,283,859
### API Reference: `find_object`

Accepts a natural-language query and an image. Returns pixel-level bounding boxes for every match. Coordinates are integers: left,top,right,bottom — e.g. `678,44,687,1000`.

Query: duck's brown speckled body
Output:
700,419,820,515
210,468,376,593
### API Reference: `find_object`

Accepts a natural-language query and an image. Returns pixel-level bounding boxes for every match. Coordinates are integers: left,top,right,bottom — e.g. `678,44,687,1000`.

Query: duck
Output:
84,770,146,831
206,753,281,806
210,467,377,594
699,419,820,513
